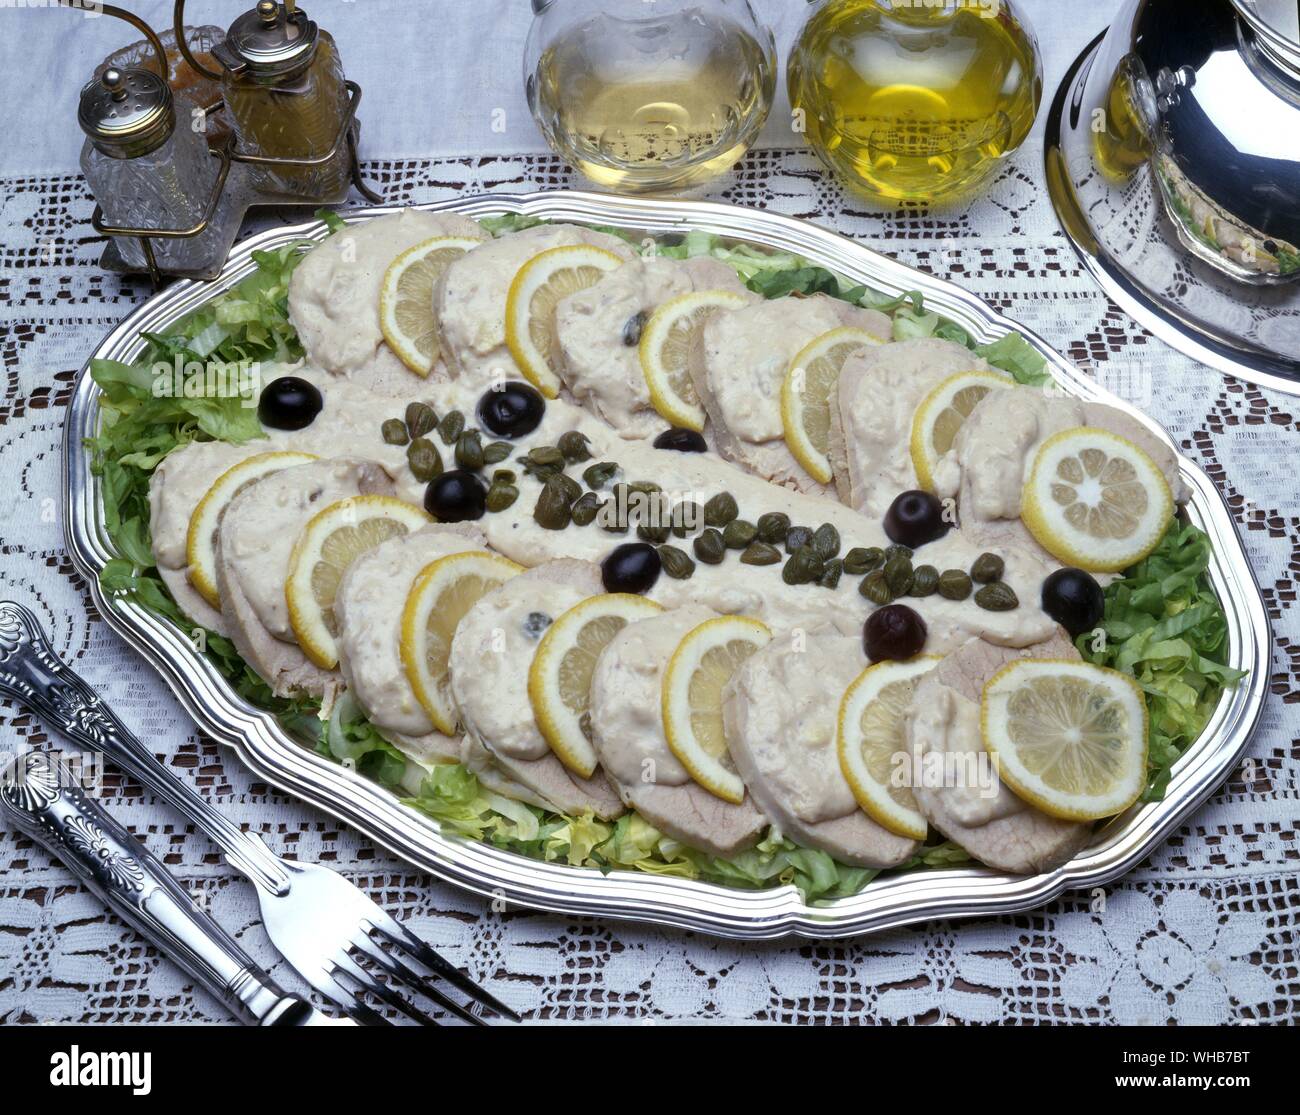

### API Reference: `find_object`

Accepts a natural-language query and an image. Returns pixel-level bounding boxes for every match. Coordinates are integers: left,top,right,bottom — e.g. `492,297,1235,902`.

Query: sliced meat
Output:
903,633,1093,875
827,338,994,516
289,208,486,379
590,606,768,859
435,224,637,383
448,559,624,818
335,522,487,737
722,630,920,868
458,733,624,819
690,294,890,495
214,458,394,699
554,255,753,440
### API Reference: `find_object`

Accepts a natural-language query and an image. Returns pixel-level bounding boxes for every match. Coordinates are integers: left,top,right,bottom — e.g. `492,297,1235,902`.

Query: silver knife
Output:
0,748,351,1026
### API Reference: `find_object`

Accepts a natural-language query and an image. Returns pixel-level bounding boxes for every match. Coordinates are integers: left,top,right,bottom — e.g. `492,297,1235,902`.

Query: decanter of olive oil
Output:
526,3,775,193
788,0,1042,208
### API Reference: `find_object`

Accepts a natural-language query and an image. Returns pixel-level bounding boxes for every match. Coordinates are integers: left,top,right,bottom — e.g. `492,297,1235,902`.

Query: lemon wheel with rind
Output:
379,236,485,376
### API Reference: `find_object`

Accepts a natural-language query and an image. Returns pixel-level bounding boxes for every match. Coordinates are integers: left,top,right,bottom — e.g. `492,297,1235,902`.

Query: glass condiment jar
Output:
79,65,242,277
211,1,351,200
788,0,1042,209
524,0,776,194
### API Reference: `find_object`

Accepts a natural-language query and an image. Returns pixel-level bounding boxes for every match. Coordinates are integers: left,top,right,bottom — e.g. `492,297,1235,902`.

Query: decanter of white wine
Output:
525,0,776,194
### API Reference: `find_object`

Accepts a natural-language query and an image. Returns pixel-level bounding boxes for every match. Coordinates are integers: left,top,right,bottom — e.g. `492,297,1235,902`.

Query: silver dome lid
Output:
1045,0,1300,392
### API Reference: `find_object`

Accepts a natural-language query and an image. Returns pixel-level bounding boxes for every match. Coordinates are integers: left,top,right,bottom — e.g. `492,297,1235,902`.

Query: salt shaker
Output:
78,64,242,277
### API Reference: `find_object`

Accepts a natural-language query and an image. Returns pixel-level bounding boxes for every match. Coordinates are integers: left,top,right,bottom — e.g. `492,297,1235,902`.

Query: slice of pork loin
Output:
903,633,1093,875
553,255,754,441
214,458,394,701
448,559,624,820
589,605,768,859
826,338,995,516
689,294,890,496
722,630,920,869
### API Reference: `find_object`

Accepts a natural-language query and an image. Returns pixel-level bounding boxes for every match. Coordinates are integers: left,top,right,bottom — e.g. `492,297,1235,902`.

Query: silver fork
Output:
0,601,520,1026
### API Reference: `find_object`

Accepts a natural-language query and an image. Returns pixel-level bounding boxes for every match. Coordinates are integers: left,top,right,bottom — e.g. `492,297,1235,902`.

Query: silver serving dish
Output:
1045,0,1300,393
64,192,1271,940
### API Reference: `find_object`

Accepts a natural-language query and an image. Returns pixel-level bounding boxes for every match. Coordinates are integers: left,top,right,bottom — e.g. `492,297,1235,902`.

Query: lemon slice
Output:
640,289,750,432
400,551,524,735
782,326,886,484
286,496,432,668
186,451,318,608
837,657,940,840
909,369,1015,491
981,658,1148,821
1022,427,1173,573
504,244,626,397
529,593,665,777
379,236,484,376
662,615,771,803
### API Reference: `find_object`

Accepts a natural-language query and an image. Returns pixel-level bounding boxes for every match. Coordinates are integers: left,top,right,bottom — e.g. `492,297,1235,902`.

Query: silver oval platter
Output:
63,192,1271,939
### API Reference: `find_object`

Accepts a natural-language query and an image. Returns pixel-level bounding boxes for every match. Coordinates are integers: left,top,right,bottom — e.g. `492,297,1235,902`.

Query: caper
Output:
598,499,627,534
637,521,671,544
693,529,726,565
756,511,791,544
910,564,940,597
703,491,739,527
722,519,757,550
971,553,1005,584
811,523,841,561
658,544,695,580
382,418,409,446
622,310,648,347
670,500,701,538
884,554,914,596
740,542,781,566
527,445,565,471
859,570,893,605
492,468,517,485
783,546,825,586
438,409,465,445
884,543,913,562
483,440,512,465
571,491,602,527
583,461,619,490
627,480,662,497
844,547,884,575
975,582,1019,612
818,558,843,590
485,483,519,513
405,402,437,439
455,429,485,471
534,476,574,530
784,525,813,554
407,437,443,482
554,473,583,505
938,569,973,601
558,430,592,463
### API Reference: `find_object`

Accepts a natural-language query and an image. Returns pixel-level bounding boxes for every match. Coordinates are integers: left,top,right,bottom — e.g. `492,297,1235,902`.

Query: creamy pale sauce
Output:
289,210,485,379
335,524,486,737
726,631,866,825
589,605,717,789
701,295,890,445
555,256,748,439
435,224,636,381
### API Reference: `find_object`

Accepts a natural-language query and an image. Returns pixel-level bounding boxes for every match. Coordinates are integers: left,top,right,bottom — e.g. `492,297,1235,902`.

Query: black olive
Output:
653,427,708,453
863,604,928,662
883,490,950,549
601,542,661,595
476,381,546,439
1041,567,1105,637
424,469,487,522
257,376,322,430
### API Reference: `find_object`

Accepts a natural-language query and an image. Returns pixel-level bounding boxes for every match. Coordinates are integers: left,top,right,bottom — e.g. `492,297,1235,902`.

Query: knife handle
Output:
0,749,306,1026
0,601,291,896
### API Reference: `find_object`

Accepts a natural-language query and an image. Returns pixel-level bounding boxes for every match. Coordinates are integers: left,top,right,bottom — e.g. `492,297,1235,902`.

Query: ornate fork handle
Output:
0,601,290,895
0,749,306,1025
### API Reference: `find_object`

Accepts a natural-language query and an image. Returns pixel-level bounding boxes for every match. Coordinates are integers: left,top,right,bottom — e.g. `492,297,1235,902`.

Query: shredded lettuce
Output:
1079,522,1245,800
479,212,548,236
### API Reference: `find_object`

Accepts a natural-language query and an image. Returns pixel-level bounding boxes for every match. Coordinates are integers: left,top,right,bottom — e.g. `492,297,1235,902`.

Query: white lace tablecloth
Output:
1,3,1298,1026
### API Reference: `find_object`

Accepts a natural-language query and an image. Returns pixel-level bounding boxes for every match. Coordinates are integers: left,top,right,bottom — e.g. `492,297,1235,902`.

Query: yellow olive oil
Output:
788,0,1041,208
528,11,775,193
